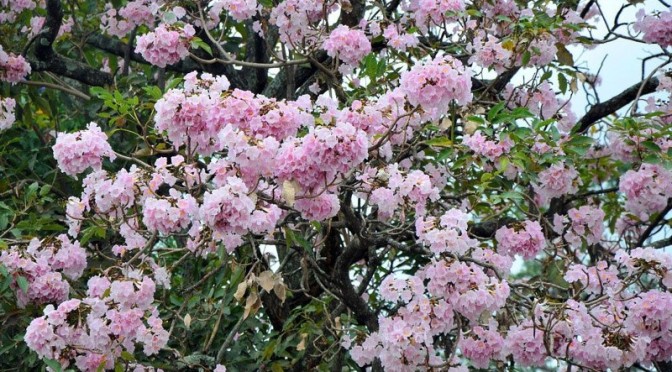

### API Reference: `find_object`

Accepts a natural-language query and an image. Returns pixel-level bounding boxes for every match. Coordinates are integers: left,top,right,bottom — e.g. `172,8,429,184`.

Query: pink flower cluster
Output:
293,193,340,221
424,258,510,321
463,131,513,162
461,321,505,368
0,45,31,83
415,209,477,255
101,0,156,38
615,247,672,287
143,190,198,235
200,176,281,251
533,162,581,205
275,122,368,195
0,0,36,23
634,8,672,48
323,25,371,67
382,25,419,52
619,163,672,220
0,236,86,308
269,0,334,47
368,165,440,219
135,24,195,68
52,122,116,177
399,55,472,120
405,0,465,32
24,275,168,371
564,261,620,295
0,96,15,130
467,31,513,73
495,220,545,259
349,275,456,370
351,216,511,370
503,321,547,366
155,72,313,157
154,73,229,155
553,205,605,248
214,0,258,21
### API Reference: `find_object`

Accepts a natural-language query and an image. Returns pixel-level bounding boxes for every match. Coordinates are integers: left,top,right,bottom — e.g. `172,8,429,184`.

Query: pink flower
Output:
399,55,472,120
52,122,116,177
323,25,371,66
634,8,672,48
0,46,31,83
619,163,672,220
215,0,258,21
135,24,195,68
533,162,581,204
0,96,16,130
495,220,545,259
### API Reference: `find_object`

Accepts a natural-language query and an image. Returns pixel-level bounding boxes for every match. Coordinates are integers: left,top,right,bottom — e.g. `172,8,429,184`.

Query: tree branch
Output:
27,0,113,86
573,77,660,134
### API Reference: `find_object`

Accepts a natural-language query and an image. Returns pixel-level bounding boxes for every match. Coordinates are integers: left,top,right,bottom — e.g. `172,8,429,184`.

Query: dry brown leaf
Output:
257,270,275,292
273,282,286,304
243,292,260,319
234,281,247,302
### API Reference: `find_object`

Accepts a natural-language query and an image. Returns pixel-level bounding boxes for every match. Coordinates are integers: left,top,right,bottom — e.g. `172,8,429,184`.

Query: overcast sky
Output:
568,1,668,115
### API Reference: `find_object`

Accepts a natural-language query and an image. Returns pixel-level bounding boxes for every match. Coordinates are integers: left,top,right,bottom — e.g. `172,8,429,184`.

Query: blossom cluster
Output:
415,209,476,255
619,163,672,220
275,121,368,195
0,0,36,23
200,176,281,250
0,96,15,130
0,44,31,83
135,24,195,68
554,205,605,248
495,220,546,259
533,162,581,205
101,1,154,37
463,130,514,162
323,25,371,68
399,55,472,120
367,164,440,219
214,0,258,22
53,122,117,177
24,274,168,371
269,0,336,47
634,8,672,48
0,236,86,308
404,0,465,32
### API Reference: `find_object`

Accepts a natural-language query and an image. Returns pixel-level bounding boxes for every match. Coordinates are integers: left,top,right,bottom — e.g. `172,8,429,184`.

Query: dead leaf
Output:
243,292,260,319
273,282,286,304
257,270,275,292
234,281,247,301
282,180,298,207
297,333,308,351
184,314,192,330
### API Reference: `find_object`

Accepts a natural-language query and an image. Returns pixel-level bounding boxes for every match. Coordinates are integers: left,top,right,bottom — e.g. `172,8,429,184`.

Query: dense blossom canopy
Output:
0,0,671,371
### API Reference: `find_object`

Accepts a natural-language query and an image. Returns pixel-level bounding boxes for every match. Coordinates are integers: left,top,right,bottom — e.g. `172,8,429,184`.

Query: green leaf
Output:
190,37,213,56
43,358,63,372
641,140,661,153
120,350,136,362
556,43,575,66
425,136,453,147
558,73,568,94
521,50,531,66
17,275,29,294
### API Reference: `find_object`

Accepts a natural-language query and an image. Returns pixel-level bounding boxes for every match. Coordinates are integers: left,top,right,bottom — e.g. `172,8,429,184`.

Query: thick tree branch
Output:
573,77,660,134
85,33,248,90
27,0,113,86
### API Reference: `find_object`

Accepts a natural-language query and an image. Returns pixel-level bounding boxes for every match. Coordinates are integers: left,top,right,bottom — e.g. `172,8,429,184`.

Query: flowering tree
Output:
1,0,672,370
